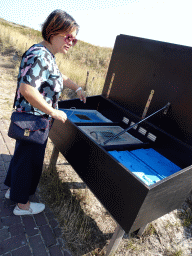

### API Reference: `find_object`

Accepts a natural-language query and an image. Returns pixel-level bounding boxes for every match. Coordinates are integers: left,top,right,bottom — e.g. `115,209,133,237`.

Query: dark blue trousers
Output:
4,139,47,204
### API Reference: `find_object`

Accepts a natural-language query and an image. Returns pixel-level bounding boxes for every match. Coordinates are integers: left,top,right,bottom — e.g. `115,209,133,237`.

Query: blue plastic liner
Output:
108,148,181,186
130,148,181,178
109,150,161,186
60,109,112,123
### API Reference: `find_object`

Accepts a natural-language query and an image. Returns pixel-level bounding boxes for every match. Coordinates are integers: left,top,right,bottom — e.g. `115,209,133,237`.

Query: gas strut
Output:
102,102,171,145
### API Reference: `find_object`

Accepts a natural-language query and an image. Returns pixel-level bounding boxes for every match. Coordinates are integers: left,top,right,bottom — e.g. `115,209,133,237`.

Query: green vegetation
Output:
143,223,157,236
165,220,181,229
125,239,138,251
177,208,192,228
165,248,183,256
173,250,183,256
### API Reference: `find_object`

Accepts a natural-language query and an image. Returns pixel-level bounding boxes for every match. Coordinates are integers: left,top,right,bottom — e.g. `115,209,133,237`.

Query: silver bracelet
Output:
75,87,82,93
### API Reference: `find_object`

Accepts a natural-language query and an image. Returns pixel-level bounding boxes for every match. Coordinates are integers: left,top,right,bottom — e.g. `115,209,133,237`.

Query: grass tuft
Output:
164,248,183,256
143,223,157,236
40,164,108,255
177,208,192,228
125,239,138,251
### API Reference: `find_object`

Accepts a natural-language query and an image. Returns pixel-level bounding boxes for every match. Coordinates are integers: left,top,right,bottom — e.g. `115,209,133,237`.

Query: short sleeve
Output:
19,54,50,89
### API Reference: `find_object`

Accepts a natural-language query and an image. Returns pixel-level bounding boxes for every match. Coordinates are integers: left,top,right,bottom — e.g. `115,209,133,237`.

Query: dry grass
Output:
39,167,102,255
0,18,112,97
40,142,112,255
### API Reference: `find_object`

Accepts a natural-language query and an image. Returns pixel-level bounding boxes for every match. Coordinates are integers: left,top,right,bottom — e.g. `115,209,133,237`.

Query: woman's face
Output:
51,29,77,55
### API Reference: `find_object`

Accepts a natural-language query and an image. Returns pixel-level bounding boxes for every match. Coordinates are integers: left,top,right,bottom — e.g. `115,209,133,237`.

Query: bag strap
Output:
13,88,18,109
15,109,50,121
13,51,28,109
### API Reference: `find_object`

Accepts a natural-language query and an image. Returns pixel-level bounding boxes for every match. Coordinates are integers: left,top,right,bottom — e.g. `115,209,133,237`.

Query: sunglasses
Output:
60,34,78,46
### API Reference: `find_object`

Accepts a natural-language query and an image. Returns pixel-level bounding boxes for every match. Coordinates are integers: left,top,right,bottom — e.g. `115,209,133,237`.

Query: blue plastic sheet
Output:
108,148,181,186
60,109,112,123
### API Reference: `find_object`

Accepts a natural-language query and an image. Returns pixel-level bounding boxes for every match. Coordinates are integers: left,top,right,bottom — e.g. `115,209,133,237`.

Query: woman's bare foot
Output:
18,201,30,210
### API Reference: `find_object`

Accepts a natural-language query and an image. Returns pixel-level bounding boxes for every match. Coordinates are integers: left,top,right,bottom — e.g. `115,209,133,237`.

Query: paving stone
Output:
0,164,5,172
0,227,10,242
29,235,48,256
0,234,27,254
1,154,12,163
64,250,73,256
49,219,58,229
0,205,15,218
39,224,57,247
0,183,9,191
0,176,5,183
57,237,65,247
9,223,25,237
0,118,67,256
0,191,5,199
44,208,55,221
3,120,11,128
1,215,21,226
4,162,11,171
0,144,9,154
53,227,62,238
0,170,6,177
0,136,4,145
12,245,32,256
34,212,47,226
49,245,63,256
0,219,3,228
6,143,15,155
0,160,4,167
0,130,14,147
3,199,16,207
22,215,39,237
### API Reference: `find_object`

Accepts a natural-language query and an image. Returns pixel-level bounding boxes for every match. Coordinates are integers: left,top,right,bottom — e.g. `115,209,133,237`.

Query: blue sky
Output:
0,0,192,48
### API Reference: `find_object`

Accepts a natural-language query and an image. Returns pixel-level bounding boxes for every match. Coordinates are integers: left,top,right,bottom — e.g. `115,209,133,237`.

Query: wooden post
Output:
105,225,126,256
107,73,115,99
136,224,148,237
84,71,89,91
91,77,95,86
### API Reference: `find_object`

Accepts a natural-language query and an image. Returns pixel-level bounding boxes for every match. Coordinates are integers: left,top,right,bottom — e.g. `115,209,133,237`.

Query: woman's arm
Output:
19,83,67,122
62,74,86,103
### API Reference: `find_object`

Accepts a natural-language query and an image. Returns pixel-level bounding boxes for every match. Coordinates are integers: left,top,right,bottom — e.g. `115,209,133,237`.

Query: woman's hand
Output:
19,83,67,122
50,109,67,123
62,75,86,103
77,89,86,103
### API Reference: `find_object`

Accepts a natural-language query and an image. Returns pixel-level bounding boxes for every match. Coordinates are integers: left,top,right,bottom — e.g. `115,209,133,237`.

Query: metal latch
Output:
24,129,30,136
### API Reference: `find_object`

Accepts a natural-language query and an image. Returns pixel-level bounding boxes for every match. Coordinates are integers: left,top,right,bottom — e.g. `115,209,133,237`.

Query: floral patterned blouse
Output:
14,44,63,117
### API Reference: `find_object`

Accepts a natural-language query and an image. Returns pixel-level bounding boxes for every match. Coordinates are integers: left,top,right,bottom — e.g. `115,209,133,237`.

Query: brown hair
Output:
42,10,79,43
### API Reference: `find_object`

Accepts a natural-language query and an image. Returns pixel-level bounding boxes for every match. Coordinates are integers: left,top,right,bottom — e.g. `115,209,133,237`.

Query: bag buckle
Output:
24,129,30,136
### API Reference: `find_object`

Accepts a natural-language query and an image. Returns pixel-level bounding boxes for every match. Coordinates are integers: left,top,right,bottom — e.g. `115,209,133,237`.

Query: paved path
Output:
0,118,72,256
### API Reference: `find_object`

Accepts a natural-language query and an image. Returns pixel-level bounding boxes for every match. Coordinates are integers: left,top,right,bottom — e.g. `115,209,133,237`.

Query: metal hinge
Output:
24,129,30,136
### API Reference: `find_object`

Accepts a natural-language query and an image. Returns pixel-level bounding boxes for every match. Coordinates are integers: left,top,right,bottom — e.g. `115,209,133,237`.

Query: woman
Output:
4,9,86,215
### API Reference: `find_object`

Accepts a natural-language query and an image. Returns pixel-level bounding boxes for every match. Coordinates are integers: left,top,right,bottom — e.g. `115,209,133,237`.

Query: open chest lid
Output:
102,34,192,146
